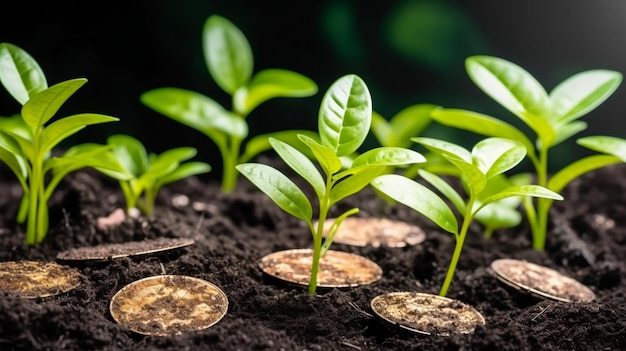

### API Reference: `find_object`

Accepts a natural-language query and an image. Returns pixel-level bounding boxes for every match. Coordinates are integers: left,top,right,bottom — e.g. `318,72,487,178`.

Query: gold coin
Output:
259,249,382,288
318,217,426,248
0,260,81,298
370,292,486,336
490,258,595,302
110,275,228,336
56,237,194,262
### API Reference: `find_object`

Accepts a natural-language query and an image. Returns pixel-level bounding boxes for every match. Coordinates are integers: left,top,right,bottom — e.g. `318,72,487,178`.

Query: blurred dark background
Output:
1,0,625,179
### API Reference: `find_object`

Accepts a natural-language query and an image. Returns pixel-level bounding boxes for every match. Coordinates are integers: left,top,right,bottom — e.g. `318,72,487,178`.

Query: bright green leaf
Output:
0,42,47,105
471,138,526,178
21,78,86,131
203,15,253,94
236,163,312,222
270,137,325,197
372,174,458,234
299,134,343,176
548,154,623,193
577,135,626,162
40,114,118,154
318,74,372,156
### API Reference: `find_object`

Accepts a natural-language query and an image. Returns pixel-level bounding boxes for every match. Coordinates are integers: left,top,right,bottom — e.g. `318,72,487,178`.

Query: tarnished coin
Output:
318,217,426,248
490,258,596,302
56,237,194,262
0,260,81,298
259,249,382,288
110,275,228,336
370,292,486,336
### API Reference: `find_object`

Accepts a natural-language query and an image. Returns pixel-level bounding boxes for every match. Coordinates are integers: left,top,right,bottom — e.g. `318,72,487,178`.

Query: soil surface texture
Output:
1,160,625,351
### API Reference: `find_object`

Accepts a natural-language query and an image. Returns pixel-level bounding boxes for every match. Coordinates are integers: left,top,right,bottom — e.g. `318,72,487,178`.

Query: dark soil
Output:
1,160,626,351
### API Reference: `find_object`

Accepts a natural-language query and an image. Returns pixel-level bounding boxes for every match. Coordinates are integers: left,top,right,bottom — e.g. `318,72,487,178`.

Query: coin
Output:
56,237,194,262
318,217,426,247
109,275,228,336
0,260,81,298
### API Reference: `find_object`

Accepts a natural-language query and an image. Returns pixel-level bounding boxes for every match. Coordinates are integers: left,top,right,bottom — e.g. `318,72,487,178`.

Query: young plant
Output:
140,15,318,193
371,136,563,297
94,134,211,217
0,43,121,244
430,55,625,249
236,74,426,295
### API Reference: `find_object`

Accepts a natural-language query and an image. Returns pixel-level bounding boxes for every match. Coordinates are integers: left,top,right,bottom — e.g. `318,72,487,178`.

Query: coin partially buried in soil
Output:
0,260,82,298
370,291,486,336
110,275,228,336
490,258,596,302
259,249,382,288
318,217,426,248
56,237,194,262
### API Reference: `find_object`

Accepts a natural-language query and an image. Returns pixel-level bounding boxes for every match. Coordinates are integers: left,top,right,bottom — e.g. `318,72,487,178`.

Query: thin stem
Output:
221,136,242,193
439,198,474,297
308,177,333,295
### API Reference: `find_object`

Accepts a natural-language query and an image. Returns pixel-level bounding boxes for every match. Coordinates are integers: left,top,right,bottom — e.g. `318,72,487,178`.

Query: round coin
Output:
490,258,595,302
56,237,194,262
0,260,81,298
110,275,228,336
318,217,426,248
370,291,486,336
259,249,382,288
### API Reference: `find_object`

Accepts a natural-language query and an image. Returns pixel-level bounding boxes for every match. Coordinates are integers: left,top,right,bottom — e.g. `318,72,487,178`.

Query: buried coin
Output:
56,237,194,262
110,275,228,336
318,217,426,247
0,260,81,298
370,292,486,336
490,258,596,302
259,249,382,288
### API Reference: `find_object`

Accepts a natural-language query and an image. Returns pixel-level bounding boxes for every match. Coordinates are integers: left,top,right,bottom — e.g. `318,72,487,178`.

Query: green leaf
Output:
471,138,526,178
477,185,563,213
466,55,550,120
107,134,149,177
430,108,535,154
0,147,27,186
203,15,253,94
372,174,458,235
234,69,318,115
239,129,318,163
441,152,487,197
140,87,248,138
146,147,197,179
550,70,622,124
548,154,623,193
0,43,47,105
40,113,118,154
371,104,436,148
299,134,343,176
577,135,626,162
418,169,465,214
474,202,521,230
330,165,387,203
21,78,86,131
552,121,587,146
351,147,426,167
157,162,211,186
412,137,471,163
236,163,312,222
318,74,372,156
269,137,325,197
320,208,359,254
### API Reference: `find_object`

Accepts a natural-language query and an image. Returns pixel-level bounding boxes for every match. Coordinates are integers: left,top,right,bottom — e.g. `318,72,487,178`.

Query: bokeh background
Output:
1,0,625,179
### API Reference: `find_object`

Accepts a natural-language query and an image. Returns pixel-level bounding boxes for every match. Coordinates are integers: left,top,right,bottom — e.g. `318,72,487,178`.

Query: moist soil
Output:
1,159,625,350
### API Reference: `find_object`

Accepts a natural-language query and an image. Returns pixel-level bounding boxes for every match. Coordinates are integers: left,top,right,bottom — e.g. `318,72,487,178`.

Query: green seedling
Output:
95,134,211,217
371,136,563,297
236,74,426,294
0,43,121,245
431,55,626,250
141,15,318,193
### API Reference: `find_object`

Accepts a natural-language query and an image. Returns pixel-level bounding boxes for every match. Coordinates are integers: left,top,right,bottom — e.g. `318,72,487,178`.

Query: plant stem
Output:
439,199,474,297
221,137,242,193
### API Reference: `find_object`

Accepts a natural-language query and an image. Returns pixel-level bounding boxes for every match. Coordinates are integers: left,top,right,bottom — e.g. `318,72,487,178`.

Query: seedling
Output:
236,74,426,294
141,15,318,193
0,43,121,244
372,136,563,296
95,134,211,217
430,55,626,250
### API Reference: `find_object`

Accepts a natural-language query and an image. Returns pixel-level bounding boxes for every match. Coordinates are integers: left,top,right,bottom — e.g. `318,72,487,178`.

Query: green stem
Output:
221,136,242,193
439,199,474,297
26,153,44,245
308,179,333,295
